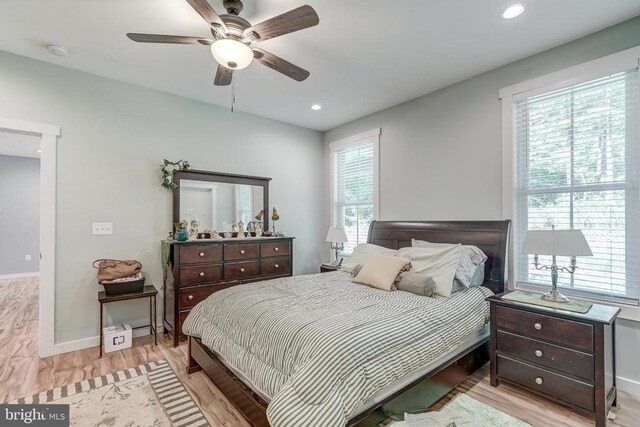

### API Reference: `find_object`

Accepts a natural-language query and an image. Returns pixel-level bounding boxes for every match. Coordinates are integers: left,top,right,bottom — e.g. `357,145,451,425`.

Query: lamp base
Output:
541,289,570,303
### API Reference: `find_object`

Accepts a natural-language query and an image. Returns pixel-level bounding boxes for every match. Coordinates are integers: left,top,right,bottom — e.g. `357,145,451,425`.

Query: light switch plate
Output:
92,222,113,235
25,254,31,261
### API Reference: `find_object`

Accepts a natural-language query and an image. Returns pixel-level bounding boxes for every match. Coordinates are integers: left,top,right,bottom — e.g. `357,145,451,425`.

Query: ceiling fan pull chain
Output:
231,74,236,113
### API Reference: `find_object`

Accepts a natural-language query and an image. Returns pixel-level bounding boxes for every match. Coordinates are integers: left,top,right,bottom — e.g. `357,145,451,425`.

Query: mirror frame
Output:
173,169,271,231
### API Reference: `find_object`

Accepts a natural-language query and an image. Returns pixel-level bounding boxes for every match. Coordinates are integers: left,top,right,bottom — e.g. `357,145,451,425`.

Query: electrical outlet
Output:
92,222,113,235
25,254,31,261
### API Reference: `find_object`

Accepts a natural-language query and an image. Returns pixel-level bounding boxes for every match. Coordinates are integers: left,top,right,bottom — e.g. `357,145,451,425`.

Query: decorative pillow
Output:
412,239,487,288
351,264,364,278
353,254,410,291
396,272,436,297
340,243,397,273
396,245,461,297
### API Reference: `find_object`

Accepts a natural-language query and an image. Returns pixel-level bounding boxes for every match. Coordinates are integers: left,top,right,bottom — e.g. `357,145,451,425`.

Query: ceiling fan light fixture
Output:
210,39,253,70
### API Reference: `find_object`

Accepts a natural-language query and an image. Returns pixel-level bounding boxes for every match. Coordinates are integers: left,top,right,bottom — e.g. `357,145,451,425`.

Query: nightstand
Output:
487,292,620,427
320,263,339,273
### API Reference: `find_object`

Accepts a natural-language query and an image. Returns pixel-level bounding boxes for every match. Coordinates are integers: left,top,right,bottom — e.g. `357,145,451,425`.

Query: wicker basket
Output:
102,275,145,296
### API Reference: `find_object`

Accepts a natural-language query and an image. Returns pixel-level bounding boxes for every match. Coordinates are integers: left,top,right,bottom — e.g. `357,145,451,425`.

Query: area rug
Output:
9,359,209,427
388,394,531,426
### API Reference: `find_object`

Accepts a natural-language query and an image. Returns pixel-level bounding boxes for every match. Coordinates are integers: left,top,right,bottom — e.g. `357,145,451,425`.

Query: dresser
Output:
163,237,294,346
487,293,620,426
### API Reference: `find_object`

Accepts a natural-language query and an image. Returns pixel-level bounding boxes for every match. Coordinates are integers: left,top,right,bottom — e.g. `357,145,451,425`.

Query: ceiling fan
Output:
127,0,319,86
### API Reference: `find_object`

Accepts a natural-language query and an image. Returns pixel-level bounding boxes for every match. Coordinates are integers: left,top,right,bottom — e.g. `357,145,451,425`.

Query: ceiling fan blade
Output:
185,0,228,33
244,5,319,42
214,65,234,86
127,33,211,44
252,48,310,82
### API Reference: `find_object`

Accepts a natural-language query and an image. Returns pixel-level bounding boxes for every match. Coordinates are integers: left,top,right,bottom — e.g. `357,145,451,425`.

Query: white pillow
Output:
412,239,487,288
397,245,461,297
340,243,397,273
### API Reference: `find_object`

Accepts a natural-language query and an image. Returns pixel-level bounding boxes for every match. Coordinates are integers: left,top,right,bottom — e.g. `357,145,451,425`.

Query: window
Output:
329,129,380,256
503,54,640,304
235,185,253,226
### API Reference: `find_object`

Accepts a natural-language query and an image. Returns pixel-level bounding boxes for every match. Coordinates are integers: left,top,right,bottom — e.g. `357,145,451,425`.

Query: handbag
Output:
92,259,142,283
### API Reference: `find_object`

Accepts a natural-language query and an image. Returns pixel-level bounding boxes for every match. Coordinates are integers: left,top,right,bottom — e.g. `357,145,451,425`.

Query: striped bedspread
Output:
183,271,492,427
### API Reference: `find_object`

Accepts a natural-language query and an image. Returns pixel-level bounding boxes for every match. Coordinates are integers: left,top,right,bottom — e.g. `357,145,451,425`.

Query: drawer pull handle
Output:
240,268,245,273
199,252,205,257
199,272,205,277
188,295,194,301
533,322,542,330
275,264,279,269
535,377,543,385
274,247,279,252
240,249,245,254
535,350,543,357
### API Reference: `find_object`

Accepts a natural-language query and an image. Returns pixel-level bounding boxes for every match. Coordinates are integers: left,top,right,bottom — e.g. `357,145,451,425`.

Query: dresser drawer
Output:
498,355,594,411
495,306,593,351
261,257,291,276
497,331,594,380
224,243,259,261
179,264,222,286
224,261,260,280
260,241,290,258
179,244,222,264
179,284,226,309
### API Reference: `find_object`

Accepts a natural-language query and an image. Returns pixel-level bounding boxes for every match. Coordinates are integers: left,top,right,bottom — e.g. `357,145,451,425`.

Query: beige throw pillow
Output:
340,243,397,273
353,254,410,291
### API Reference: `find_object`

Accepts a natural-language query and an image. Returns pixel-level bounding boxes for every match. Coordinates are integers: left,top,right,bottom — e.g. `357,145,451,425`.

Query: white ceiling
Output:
1,0,639,131
0,131,41,159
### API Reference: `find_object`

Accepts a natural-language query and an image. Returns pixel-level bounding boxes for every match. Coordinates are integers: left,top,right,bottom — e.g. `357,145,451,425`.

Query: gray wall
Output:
0,155,39,275
324,17,640,393
0,50,324,344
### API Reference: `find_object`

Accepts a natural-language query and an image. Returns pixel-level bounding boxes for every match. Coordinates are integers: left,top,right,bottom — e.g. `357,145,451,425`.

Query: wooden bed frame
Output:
187,220,511,426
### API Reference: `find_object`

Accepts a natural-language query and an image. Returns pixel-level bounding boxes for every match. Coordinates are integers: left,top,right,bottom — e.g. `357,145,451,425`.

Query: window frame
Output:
500,46,640,318
329,128,381,258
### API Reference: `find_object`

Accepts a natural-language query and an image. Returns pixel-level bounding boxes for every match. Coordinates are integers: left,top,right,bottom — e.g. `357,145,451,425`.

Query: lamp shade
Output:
326,227,348,243
522,230,593,256
210,39,253,70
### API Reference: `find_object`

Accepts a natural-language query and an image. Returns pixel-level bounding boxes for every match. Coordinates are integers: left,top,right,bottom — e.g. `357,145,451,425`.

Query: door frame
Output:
0,117,59,357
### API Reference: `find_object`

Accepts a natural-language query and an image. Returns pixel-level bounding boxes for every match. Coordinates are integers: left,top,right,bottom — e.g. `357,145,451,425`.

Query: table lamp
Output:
326,227,348,266
521,229,593,303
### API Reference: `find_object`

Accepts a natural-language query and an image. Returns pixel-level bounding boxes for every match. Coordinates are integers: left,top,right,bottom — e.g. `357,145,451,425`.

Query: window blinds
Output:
333,139,375,254
514,69,639,302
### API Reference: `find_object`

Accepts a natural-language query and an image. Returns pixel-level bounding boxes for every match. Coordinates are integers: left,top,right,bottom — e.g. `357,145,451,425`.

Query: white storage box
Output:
103,323,132,353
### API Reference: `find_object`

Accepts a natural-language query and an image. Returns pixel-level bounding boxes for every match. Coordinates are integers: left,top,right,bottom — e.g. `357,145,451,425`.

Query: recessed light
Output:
310,104,322,111
36,149,42,153
46,44,69,57
501,4,525,20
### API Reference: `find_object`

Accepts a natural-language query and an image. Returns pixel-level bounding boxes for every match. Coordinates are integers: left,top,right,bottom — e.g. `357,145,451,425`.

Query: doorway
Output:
0,117,59,357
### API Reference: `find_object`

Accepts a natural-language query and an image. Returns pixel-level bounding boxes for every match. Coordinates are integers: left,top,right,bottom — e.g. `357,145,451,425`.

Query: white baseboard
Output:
617,375,640,396
50,325,162,356
0,272,39,280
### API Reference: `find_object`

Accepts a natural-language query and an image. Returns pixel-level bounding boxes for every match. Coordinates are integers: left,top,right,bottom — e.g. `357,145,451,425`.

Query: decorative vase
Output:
175,227,189,242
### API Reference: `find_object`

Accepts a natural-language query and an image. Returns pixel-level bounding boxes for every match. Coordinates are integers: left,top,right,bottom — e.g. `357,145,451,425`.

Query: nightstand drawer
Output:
495,306,593,351
497,331,594,380
498,355,594,412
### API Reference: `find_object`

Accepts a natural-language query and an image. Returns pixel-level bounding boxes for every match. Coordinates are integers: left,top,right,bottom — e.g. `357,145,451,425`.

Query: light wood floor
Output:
1,277,638,426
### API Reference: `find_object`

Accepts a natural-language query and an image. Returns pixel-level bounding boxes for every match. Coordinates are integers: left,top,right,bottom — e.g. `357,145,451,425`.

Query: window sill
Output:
511,283,640,322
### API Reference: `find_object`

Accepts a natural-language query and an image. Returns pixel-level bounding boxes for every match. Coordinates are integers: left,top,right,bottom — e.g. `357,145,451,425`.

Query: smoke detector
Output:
46,44,69,57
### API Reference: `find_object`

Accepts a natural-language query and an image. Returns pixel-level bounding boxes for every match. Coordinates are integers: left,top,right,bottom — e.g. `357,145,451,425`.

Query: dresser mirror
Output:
173,170,271,233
